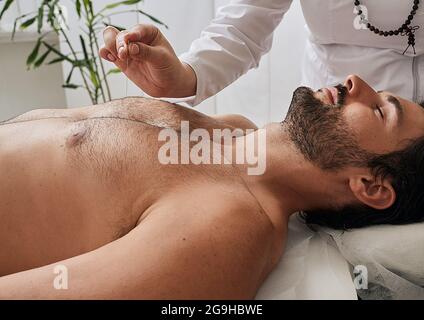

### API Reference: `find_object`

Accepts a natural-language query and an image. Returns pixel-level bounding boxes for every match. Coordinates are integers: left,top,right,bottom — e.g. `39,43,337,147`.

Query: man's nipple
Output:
66,125,88,148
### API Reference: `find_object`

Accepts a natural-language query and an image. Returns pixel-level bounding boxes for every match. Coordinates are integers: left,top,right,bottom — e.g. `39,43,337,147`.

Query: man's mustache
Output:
334,84,348,107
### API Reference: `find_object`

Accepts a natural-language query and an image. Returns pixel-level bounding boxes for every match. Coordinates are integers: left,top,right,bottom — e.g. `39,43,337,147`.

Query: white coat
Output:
179,0,424,106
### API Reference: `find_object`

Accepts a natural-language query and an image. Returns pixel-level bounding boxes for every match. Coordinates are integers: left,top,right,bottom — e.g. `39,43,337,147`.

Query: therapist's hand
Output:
99,24,197,98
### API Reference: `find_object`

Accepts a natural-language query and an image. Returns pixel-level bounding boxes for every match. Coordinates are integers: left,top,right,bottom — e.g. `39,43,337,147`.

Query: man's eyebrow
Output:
386,95,404,126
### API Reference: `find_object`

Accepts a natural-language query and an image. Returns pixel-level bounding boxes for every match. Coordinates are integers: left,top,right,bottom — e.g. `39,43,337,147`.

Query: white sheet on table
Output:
255,214,357,300
321,223,424,300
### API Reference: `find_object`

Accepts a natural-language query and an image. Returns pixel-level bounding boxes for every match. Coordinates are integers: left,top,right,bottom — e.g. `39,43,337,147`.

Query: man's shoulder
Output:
211,114,258,131
132,182,277,299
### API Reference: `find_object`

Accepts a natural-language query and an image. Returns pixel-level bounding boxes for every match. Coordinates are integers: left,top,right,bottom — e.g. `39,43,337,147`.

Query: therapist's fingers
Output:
99,46,127,71
125,42,166,64
115,30,131,60
102,26,120,58
121,24,161,46
99,46,116,62
127,42,151,61
100,26,128,70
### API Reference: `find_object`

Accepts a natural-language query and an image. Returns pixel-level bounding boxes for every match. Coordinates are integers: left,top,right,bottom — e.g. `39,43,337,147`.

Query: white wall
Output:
213,0,307,125
0,0,307,125
0,40,66,120
0,1,66,120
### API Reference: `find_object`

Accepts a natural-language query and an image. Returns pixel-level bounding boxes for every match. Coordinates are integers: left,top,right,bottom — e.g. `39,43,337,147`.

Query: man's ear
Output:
348,174,396,210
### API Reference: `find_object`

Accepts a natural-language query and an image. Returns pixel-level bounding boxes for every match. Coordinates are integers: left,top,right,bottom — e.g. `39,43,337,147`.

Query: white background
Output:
0,0,307,125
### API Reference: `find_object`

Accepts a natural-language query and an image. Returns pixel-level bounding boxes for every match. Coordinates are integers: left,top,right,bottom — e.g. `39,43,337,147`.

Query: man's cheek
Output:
343,111,379,149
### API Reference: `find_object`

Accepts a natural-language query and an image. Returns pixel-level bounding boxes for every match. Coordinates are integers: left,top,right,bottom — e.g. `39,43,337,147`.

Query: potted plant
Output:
0,0,167,104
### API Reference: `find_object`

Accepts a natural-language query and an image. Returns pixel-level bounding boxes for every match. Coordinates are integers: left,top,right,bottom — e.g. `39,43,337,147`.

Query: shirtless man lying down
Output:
0,75,423,299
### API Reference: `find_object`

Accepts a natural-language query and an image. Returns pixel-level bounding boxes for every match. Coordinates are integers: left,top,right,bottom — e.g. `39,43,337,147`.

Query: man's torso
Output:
0,97,283,277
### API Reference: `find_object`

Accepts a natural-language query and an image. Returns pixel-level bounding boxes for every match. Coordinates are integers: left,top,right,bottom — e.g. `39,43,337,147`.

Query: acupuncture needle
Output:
125,40,130,97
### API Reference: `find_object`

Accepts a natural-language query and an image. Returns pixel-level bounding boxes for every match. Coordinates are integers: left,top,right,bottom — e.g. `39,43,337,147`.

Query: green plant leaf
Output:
88,0,94,16
137,10,168,28
20,17,36,30
102,22,125,32
72,59,88,67
78,35,99,87
104,0,143,10
12,13,28,40
62,84,80,89
65,66,75,84
34,48,51,68
82,0,91,7
0,0,14,20
26,39,42,68
37,7,44,33
82,0,93,16
47,0,59,26
89,69,100,88
79,35,89,61
75,0,81,18
42,41,75,64
107,68,122,75
47,57,66,65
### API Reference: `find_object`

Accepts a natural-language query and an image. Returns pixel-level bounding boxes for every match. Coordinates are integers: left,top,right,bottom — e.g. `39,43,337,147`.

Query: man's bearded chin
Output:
282,86,374,170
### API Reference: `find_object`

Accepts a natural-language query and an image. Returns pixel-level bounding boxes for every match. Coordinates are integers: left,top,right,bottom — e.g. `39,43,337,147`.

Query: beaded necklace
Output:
354,0,420,55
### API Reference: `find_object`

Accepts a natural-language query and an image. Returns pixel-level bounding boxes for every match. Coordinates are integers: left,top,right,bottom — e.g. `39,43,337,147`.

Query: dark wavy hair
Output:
302,105,424,230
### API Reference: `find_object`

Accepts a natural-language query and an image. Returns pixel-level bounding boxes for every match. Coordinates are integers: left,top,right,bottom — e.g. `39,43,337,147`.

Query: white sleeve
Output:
179,0,293,106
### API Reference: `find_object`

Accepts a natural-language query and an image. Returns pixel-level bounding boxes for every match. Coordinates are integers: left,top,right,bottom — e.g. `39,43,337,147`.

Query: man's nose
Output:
344,74,359,96
343,74,374,99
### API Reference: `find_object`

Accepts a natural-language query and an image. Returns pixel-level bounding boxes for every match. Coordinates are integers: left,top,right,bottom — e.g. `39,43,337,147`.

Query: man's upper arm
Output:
0,193,274,299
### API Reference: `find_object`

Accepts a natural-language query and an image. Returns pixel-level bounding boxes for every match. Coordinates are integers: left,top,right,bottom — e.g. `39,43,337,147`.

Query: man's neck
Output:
232,123,340,228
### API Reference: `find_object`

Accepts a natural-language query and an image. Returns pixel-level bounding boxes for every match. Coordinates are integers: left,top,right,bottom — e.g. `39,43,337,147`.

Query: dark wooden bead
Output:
389,31,394,36
394,30,400,35
413,4,419,10
358,10,362,15
354,0,360,6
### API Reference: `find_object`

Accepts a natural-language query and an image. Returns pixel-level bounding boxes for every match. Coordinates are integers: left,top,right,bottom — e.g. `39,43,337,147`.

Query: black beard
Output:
282,86,375,170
